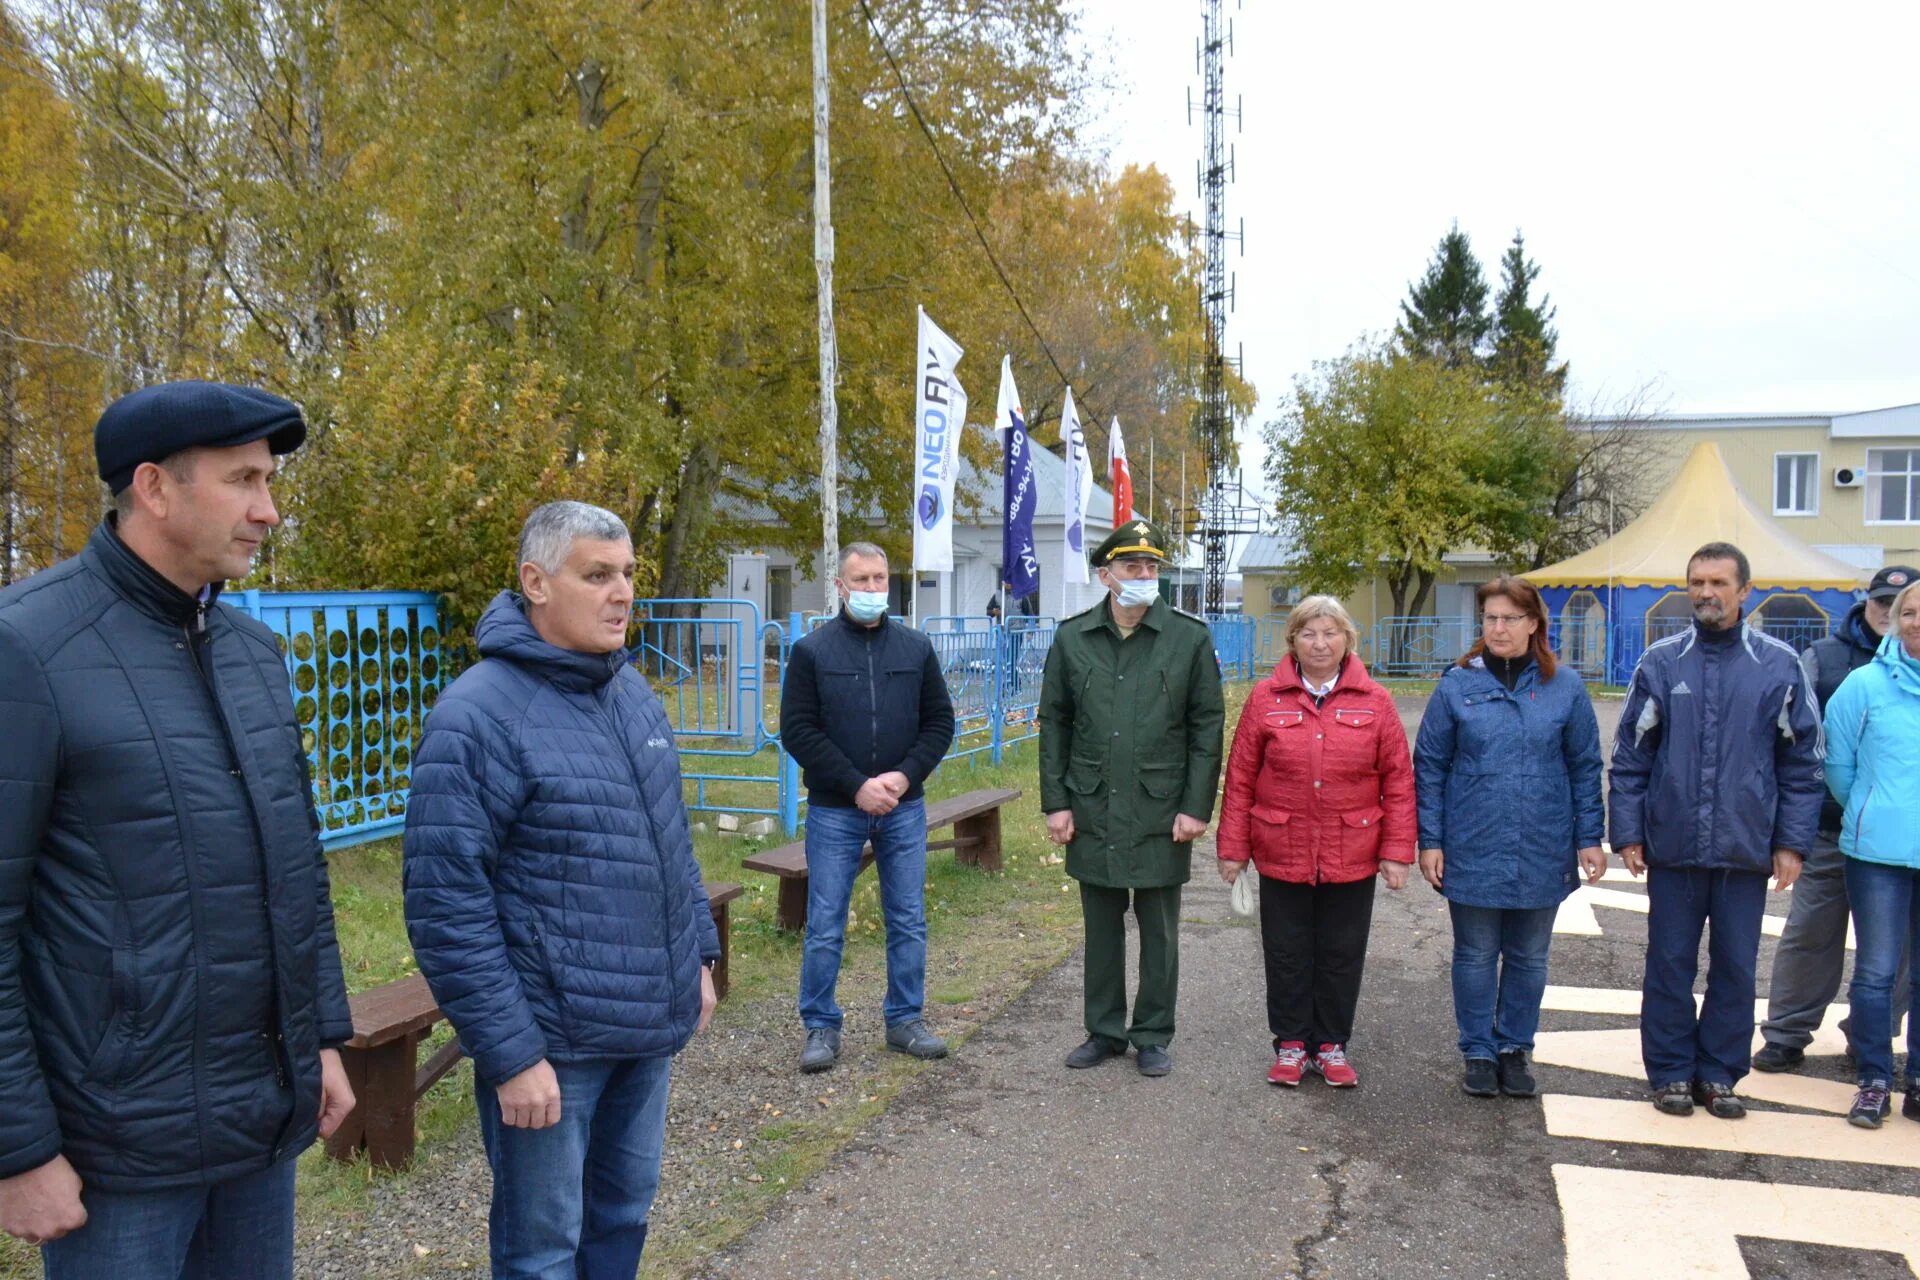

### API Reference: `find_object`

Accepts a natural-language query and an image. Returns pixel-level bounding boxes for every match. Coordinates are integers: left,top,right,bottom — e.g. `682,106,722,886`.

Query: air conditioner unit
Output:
1833,466,1866,489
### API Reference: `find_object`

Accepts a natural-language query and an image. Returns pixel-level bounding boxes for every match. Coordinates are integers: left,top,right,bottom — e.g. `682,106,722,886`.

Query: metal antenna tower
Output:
1181,0,1260,615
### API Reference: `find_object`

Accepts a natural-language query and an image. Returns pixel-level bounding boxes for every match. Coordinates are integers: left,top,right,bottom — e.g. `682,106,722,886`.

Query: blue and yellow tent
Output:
1531,442,1866,683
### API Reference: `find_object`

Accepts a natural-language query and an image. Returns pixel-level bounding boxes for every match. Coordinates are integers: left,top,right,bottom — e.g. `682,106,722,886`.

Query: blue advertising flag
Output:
996,356,1041,601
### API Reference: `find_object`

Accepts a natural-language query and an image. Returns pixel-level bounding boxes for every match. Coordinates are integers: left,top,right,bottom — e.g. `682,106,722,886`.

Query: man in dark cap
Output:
1754,564,1918,1073
1038,520,1225,1077
0,382,355,1279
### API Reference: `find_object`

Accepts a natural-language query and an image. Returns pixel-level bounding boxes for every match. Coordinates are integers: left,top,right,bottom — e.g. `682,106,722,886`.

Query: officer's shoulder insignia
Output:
1171,606,1210,626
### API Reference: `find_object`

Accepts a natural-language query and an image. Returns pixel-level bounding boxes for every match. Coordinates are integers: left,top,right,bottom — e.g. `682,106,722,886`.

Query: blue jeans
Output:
1448,901,1558,1060
1843,857,1920,1086
799,797,929,1029
41,1156,296,1280
1641,866,1768,1088
475,1056,672,1280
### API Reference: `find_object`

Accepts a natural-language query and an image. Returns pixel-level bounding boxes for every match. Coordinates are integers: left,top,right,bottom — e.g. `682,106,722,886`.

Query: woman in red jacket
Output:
1217,596,1417,1088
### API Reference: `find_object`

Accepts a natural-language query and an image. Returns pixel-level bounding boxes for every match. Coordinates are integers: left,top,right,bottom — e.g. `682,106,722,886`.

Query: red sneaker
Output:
1310,1043,1358,1087
1268,1041,1307,1087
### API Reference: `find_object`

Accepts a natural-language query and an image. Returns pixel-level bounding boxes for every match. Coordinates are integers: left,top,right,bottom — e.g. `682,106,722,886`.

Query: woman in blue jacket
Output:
1414,577,1607,1099
1824,577,1920,1129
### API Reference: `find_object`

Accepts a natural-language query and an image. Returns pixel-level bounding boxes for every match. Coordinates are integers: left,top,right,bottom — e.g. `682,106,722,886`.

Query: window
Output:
1867,448,1920,524
1773,452,1818,516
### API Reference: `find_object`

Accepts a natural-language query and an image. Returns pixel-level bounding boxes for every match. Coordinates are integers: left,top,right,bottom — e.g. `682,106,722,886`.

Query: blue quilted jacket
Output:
1413,657,1605,909
0,522,352,1189
403,592,720,1085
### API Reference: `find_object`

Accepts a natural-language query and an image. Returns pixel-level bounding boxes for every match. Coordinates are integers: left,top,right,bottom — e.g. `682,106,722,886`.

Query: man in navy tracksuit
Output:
1609,542,1825,1119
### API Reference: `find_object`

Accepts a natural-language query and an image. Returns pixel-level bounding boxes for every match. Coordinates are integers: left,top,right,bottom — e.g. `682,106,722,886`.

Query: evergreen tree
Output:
1393,223,1490,369
1490,230,1568,396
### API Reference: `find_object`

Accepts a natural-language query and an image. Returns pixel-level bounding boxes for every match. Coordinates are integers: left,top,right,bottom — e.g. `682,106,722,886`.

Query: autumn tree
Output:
0,6,97,581
1265,342,1557,618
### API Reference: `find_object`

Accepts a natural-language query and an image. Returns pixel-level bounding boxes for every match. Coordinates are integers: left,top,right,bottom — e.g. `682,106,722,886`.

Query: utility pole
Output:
812,0,841,615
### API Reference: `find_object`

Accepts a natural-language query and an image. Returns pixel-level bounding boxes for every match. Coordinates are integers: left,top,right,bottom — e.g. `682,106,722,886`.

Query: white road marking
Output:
1544,1093,1920,1167
1554,1164,1920,1279
1551,884,1799,941
1533,1027,1857,1114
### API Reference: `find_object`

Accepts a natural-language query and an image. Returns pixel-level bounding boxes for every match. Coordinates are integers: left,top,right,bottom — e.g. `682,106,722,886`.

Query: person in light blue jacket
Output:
1823,577,1920,1130
1414,577,1607,1101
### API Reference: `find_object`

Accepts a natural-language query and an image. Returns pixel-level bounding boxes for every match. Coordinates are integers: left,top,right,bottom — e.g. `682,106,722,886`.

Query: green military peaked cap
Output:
1091,518,1173,567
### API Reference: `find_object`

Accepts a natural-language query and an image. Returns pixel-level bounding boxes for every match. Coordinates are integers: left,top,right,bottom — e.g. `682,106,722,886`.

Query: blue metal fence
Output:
631,599,802,836
232,589,448,850
272,592,1321,850
1357,614,1835,683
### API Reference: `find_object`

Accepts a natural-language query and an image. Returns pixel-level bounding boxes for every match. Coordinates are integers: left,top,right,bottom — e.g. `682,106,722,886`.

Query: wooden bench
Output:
326,881,743,1170
740,787,1021,933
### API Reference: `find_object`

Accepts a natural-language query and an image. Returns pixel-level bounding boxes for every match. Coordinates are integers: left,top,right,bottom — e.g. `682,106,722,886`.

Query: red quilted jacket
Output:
1216,655,1418,884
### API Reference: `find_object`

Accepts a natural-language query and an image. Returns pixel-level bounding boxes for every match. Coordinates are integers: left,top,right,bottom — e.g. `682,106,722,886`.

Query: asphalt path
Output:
695,695,1920,1280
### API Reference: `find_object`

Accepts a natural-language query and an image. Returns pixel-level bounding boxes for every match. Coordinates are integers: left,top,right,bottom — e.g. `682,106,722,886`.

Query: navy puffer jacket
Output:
1413,657,1605,908
0,522,353,1189
403,593,720,1086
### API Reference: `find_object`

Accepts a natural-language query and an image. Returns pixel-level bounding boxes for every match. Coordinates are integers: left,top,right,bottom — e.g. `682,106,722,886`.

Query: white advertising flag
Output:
1061,386,1090,587
911,307,967,573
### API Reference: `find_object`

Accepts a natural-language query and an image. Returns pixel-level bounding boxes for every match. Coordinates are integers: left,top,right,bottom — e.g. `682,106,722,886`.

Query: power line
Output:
853,0,1100,427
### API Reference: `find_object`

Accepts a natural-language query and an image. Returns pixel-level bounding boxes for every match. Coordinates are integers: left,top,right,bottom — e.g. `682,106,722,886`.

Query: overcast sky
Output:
1079,0,1920,491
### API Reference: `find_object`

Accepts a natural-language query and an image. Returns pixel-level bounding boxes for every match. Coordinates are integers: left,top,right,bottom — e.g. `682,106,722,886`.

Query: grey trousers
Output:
1761,834,1912,1050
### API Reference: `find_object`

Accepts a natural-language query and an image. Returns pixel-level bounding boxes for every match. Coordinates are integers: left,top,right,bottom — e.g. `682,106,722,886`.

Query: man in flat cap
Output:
1038,520,1225,1076
0,381,355,1278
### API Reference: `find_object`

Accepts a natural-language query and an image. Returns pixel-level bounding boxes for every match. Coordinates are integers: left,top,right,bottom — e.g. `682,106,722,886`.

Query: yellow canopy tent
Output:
1530,441,1867,589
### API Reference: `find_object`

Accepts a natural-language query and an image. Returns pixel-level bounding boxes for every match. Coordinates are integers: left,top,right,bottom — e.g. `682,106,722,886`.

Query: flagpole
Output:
811,0,840,618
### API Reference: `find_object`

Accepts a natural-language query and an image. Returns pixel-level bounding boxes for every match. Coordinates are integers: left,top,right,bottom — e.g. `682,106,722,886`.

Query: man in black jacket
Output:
1754,564,1917,1072
0,383,355,1279
780,543,955,1072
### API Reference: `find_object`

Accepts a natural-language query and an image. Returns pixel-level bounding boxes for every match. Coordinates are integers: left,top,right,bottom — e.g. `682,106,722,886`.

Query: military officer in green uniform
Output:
1038,519,1226,1077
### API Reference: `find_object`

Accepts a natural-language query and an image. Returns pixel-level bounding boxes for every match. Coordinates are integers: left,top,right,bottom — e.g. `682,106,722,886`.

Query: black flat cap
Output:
95,380,307,494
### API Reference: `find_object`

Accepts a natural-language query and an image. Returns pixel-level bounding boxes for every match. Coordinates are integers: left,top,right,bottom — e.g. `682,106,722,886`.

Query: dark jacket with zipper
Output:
1609,617,1825,873
780,611,955,809
1799,601,1880,836
403,592,721,1086
0,520,353,1189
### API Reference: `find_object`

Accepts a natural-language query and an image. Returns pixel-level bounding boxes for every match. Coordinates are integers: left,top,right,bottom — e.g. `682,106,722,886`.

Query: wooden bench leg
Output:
324,1044,371,1163
776,877,809,934
954,810,1003,873
712,900,732,1000
361,1031,421,1171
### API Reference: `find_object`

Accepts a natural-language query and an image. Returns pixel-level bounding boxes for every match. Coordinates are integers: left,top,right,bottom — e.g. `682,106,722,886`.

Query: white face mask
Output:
845,590,889,622
1112,578,1159,609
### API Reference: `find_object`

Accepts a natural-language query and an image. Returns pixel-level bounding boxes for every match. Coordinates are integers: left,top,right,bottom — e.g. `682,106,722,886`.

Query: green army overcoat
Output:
1038,596,1227,887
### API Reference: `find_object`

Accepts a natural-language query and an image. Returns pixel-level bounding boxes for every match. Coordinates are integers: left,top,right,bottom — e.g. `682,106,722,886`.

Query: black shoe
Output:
1691,1080,1746,1120
1751,1042,1805,1073
1136,1044,1173,1077
1848,1081,1892,1130
799,1026,841,1074
885,1019,949,1060
1652,1081,1694,1116
1498,1050,1538,1098
1905,1084,1920,1122
1065,1037,1125,1069
1461,1058,1499,1098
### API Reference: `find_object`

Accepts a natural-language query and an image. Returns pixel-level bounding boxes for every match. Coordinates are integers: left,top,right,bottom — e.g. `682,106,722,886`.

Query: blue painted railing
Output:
273,591,1273,850
230,589,448,850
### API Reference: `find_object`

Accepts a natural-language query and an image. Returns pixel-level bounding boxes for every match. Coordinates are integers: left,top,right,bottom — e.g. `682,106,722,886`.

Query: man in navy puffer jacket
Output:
0,382,355,1279
1610,542,1824,1121
405,501,719,1280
